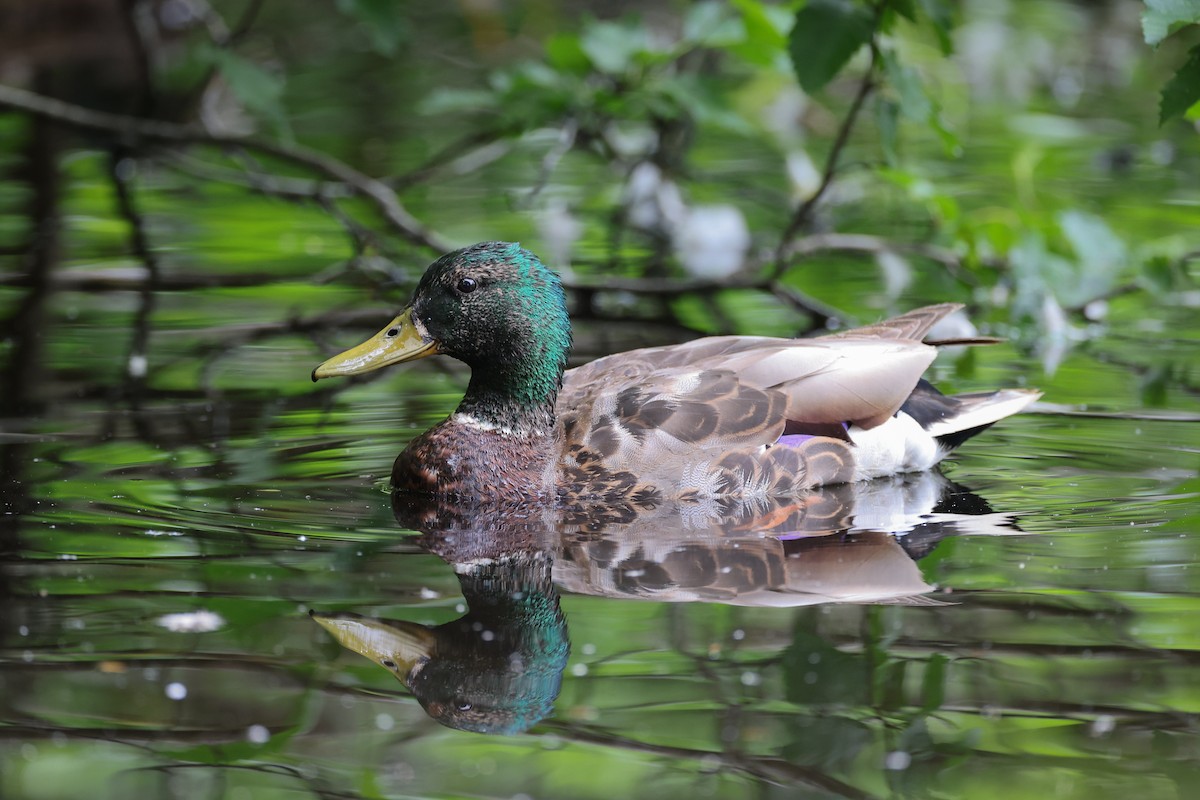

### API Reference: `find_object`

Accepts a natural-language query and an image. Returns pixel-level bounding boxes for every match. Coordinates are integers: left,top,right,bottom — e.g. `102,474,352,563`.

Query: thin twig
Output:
772,44,882,275
519,119,578,207
388,129,509,190
158,149,353,201
0,83,451,253
0,269,302,292
227,0,267,45
785,232,992,285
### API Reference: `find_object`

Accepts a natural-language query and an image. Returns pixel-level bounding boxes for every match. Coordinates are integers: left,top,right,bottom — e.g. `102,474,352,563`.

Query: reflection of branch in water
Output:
0,84,450,253
0,83,1002,340
119,763,333,800
0,268,322,292
542,721,874,800
108,149,160,401
1,109,60,419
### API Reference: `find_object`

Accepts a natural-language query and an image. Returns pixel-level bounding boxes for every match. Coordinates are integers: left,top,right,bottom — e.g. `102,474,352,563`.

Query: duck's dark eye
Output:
381,659,397,669
456,701,472,712
456,277,478,294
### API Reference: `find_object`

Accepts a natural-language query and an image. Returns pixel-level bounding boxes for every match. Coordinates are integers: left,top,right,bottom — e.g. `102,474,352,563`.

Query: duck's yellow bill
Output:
311,611,436,680
311,308,439,381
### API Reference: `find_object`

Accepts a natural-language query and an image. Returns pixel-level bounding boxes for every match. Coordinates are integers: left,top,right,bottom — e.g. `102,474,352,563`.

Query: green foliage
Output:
334,0,410,56
878,49,959,157
914,0,958,54
197,44,290,137
729,0,790,65
788,0,877,93
1142,0,1200,45
1159,43,1200,123
1141,0,1200,122
5,5,1200,799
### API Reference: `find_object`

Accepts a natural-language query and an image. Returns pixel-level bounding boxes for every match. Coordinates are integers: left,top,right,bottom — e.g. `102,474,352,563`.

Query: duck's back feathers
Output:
555,304,1038,501
824,302,962,341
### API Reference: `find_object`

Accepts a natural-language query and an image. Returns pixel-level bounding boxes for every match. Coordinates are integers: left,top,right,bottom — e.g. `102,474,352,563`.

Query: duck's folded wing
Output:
560,336,938,454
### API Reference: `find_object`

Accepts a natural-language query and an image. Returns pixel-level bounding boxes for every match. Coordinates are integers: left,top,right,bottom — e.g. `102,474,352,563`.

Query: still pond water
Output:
3,280,1199,800
2,104,1200,799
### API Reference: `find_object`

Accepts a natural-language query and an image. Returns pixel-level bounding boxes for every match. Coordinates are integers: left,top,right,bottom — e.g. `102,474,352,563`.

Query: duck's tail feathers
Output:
901,380,1041,451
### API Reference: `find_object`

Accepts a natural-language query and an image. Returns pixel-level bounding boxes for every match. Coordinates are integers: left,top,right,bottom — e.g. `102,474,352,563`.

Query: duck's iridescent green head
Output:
411,242,570,374
313,242,571,424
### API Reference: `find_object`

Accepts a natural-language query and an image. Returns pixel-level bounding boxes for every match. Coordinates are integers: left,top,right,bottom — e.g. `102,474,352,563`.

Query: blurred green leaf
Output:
201,46,288,135
1142,0,1200,45
1139,365,1171,407
1140,253,1192,293
782,716,874,771
883,50,932,121
683,1,746,48
1159,43,1200,123
882,49,960,155
920,654,948,713
581,20,651,74
876,96,900,164
545,32,591,74
658,77,754,133
890,0,918,22
1060,209,1126,294
788,0,876,93
917,0,957,54
731,0,789,66
334,0,409,55
782,630,867,706
419,88,501,116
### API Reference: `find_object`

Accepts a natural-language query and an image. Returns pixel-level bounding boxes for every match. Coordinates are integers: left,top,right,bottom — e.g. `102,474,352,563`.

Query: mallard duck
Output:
312,242,1040,502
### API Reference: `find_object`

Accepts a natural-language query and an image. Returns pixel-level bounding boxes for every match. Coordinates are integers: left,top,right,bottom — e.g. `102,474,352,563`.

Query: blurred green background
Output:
2,1,1200,799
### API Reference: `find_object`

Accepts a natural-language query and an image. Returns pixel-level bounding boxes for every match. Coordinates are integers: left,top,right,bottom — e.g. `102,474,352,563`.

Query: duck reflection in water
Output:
312,471,1023,734
313,512,567,736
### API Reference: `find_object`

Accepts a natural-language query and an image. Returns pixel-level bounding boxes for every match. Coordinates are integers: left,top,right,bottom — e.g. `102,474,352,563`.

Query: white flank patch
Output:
849,414,941,480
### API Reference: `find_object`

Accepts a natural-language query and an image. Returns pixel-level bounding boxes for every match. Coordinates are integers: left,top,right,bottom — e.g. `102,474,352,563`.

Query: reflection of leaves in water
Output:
782,628,868,708
783,715,873,772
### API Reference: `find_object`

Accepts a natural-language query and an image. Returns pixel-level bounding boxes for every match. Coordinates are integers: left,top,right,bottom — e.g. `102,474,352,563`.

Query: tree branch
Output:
772,45,881,275
0,83,451,253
